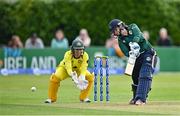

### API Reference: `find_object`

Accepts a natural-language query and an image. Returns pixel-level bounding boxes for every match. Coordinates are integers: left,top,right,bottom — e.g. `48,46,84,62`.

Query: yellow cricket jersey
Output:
59,50,89,76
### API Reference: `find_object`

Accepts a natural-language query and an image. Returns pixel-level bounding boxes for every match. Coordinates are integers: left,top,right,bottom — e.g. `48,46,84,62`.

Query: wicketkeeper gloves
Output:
77,75,88,90
71,71,79,84
71,72,88,90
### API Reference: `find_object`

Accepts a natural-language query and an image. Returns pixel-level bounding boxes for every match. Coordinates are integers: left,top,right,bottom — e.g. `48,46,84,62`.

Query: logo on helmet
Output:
77,42,81,46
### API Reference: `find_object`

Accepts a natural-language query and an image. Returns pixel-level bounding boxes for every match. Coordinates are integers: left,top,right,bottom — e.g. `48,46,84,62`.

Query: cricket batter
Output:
109,19,157,105
45,39,94,103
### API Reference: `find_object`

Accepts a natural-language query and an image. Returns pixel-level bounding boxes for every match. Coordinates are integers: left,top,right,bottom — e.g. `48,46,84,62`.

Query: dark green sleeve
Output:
118,39,129,57
131,24,142,43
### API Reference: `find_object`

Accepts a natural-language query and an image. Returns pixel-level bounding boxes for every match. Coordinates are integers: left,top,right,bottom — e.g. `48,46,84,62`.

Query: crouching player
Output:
45,39,94,103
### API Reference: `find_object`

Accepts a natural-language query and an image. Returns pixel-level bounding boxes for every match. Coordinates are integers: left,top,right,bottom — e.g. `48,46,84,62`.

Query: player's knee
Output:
86,74,94,82
139,76,152,81
50,73,61,83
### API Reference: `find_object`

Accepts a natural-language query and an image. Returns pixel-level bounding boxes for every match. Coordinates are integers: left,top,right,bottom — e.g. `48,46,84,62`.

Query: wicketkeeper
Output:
109,19,157,105
45,39,94,103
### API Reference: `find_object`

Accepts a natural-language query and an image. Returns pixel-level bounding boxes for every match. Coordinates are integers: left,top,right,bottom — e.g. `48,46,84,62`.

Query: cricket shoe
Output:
129,98,135,105
44,99,53,104
80,98,91,103
135,99,146,105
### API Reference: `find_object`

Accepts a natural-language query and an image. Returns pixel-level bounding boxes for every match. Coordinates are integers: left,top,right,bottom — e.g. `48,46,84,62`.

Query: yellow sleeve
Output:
63,51,73,76
80,52,89,76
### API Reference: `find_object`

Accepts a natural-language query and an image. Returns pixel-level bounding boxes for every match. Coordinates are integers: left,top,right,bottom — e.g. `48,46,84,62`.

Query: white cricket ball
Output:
31,87,36,92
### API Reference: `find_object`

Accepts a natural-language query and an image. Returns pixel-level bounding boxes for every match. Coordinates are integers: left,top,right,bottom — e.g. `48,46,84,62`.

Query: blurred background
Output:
0,0,180,75
1,1,180,115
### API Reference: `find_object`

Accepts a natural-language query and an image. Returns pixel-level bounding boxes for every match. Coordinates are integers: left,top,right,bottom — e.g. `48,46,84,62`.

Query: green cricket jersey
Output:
118,23,153,57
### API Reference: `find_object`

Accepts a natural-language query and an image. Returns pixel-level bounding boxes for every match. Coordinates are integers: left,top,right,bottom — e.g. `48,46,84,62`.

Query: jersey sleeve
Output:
118,39,129,57
131,24,142,43
63,51,73,76
80,52,89,76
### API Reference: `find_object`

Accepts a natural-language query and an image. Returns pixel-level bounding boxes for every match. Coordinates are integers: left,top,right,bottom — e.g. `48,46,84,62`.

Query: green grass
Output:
0,72,180,115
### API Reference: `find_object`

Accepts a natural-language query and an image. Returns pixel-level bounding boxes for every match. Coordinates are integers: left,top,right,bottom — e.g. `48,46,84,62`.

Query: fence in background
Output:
0,47,179,75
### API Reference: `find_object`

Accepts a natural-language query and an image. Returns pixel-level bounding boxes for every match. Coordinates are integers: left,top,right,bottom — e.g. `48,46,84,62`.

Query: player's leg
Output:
45,73,60,103
45,66,69,103
130,55,143,104
79,70,94,102
135,50,157,105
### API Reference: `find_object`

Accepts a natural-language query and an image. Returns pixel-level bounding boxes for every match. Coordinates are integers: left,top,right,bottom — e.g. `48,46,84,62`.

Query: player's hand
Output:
129,42,140,57
71,71,78,84
79,75,86,81
77,75,88,90
77,81,88,90
129,42,140,51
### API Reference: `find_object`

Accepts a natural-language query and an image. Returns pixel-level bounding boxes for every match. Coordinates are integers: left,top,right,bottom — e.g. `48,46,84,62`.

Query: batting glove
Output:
129,42,140,57
129,42,140,51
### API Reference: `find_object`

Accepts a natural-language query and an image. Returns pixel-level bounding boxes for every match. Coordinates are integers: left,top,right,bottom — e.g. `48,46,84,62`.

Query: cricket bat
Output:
125,55,136,76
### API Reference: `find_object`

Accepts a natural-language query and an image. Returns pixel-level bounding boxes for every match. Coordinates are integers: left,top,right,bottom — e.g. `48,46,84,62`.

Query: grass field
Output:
0,72,180,115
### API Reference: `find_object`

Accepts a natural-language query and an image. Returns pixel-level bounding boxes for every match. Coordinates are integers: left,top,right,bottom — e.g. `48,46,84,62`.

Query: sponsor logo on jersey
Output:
129,30,132,35
78,60,83,63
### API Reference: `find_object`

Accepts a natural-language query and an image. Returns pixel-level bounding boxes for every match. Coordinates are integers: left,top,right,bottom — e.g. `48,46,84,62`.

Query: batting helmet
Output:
109,19,123,32
71,39,84,50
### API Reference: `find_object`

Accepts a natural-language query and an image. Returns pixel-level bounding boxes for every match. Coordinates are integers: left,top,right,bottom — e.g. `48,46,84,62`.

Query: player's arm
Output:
131,24,143,43
63,52,73,76
63,52,83,88
80,53,89,76
118,39,129,57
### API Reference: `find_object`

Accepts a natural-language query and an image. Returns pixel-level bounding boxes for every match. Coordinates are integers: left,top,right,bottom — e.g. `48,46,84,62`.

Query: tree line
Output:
0,0,180,46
